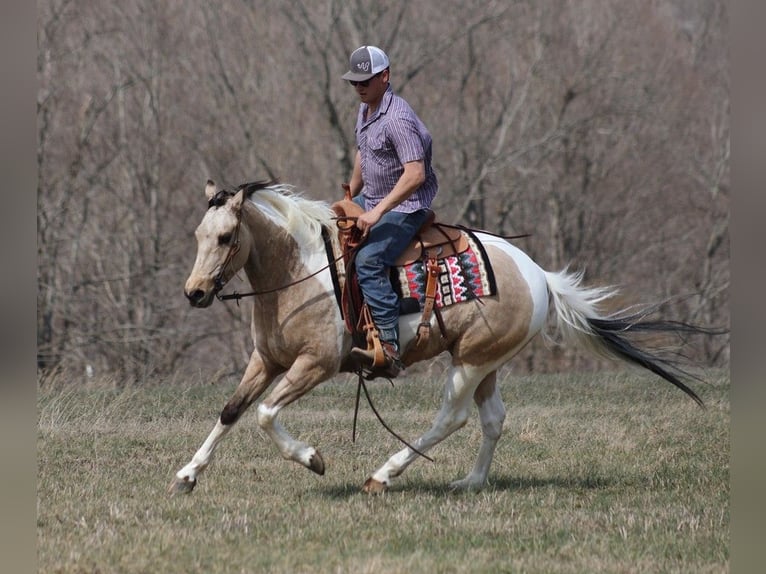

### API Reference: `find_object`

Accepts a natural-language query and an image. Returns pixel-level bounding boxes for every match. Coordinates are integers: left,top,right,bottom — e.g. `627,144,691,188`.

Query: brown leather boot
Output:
350,341,404,378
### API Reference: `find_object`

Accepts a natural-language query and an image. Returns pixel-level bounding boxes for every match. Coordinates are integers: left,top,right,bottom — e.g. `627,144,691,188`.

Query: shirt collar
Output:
363,85,393,123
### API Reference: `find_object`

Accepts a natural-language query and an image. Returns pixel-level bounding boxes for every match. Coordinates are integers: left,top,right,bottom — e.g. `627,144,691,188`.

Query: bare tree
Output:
37,0,728,381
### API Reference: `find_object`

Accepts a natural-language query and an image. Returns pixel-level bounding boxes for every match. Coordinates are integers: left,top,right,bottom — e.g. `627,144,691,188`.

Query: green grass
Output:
37,369,729,573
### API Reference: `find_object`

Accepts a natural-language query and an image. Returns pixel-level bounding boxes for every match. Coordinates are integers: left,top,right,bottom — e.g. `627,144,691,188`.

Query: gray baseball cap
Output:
341,46,390,81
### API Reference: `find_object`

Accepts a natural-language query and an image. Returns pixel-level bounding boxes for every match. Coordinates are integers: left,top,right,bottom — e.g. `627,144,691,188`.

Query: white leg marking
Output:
256,403,318,469
175,420,230,483
370,364,486,486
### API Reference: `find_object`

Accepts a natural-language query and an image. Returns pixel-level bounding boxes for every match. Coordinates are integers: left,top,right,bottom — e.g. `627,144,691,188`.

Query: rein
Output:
351,371,434,463
214,213,527,302
438,223,530,242
216,249,349,301
216,220,355,302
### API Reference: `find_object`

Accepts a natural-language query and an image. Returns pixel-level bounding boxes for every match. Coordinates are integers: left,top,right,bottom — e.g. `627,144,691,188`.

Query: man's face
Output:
351,69,389,107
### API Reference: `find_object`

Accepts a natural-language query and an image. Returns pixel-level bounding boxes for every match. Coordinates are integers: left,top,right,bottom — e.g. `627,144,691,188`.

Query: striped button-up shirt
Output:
355,85,439,213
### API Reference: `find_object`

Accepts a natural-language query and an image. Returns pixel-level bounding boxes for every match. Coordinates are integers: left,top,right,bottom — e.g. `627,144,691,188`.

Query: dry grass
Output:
37,368,729,573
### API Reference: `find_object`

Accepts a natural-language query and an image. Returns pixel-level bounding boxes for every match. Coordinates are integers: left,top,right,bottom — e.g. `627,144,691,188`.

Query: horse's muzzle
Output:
185,288,214,308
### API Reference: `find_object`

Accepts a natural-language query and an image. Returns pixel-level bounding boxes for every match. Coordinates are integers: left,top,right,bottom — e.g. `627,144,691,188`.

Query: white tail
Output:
543,269,618,358
543,268,705,407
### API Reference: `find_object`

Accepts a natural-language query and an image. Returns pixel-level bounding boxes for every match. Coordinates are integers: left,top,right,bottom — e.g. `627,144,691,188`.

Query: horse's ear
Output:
230,189,245,211
205,179,218,200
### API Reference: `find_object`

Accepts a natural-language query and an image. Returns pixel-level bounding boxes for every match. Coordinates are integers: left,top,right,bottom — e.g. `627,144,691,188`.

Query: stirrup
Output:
350,344,387,368
351,343,403,378
354,305,387,367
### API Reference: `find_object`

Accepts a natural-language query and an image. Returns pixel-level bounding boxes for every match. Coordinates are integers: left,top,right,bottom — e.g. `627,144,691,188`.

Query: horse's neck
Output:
240,203,325,291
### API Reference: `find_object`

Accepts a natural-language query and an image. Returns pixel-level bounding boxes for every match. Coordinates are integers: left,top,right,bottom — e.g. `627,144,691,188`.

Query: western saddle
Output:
330,197,469,374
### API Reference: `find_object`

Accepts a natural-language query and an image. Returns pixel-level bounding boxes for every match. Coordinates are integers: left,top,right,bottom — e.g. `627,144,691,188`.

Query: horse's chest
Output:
251,297,343,363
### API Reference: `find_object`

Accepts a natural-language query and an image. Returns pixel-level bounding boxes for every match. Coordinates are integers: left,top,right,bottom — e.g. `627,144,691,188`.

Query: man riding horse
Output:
342,45,439,377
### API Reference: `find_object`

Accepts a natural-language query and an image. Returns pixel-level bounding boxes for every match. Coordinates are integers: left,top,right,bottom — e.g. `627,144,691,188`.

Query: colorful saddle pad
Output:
392,231,496,311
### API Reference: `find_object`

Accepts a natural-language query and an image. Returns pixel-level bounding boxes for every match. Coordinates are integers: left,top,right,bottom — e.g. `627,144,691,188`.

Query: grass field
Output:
37,368,729,573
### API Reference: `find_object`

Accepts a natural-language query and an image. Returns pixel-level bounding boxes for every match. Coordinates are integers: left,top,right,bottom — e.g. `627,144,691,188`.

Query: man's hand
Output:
355,208,382,236
354,160,425,235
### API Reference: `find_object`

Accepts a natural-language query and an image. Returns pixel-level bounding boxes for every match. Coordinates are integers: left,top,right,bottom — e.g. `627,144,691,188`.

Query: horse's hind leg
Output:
362,363,488,494
450,371,505,491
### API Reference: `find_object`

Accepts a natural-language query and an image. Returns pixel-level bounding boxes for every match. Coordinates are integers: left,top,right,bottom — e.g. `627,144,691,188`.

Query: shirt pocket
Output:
366,129,393,167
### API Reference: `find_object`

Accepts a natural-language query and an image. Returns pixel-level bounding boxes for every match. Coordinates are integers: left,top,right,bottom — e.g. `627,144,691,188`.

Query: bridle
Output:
209,190,244,296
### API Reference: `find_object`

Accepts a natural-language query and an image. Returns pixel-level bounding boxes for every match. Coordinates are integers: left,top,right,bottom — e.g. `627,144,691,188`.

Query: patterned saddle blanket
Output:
392,230,496,314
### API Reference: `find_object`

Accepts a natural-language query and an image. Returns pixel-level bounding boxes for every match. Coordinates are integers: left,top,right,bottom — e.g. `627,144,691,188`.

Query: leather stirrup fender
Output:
416,254,441,346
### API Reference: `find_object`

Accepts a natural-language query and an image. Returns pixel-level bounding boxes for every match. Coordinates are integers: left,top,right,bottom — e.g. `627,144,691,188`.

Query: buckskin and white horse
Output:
169,180,708,495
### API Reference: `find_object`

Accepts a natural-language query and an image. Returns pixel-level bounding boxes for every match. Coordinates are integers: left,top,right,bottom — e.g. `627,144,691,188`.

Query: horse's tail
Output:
543,269,707,408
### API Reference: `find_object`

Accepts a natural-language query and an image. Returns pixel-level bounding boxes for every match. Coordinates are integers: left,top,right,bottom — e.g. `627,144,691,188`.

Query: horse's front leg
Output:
255,355,335,475
168,351,277,495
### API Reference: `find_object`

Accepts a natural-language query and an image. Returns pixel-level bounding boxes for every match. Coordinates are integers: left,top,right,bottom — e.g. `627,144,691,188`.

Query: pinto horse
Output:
170,180,707,495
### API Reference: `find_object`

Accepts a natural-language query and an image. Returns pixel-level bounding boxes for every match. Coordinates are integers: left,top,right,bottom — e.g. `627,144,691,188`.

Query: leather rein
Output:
214,215,527,302
215,218,355,302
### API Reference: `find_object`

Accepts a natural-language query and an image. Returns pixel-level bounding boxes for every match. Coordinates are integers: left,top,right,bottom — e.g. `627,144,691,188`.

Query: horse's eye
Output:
219,233,233,246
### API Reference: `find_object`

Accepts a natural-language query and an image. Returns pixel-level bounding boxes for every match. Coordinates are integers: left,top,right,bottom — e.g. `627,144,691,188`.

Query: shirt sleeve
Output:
386,111,425,165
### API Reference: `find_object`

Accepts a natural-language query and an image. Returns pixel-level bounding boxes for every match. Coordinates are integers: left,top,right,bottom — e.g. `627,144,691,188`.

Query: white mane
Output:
247,184,338,252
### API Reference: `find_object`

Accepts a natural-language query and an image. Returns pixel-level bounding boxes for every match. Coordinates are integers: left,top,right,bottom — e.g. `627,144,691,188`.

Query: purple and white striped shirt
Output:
355,85,439,213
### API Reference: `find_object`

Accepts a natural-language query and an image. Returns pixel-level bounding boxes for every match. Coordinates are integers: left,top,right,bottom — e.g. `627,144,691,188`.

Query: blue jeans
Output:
354,207,429,347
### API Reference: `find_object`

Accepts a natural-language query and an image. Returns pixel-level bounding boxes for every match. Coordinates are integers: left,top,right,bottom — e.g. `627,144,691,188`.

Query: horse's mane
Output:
236,181,337,251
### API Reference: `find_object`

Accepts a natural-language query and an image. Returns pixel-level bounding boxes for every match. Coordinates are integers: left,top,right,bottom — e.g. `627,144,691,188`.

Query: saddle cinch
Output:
330,197,470,372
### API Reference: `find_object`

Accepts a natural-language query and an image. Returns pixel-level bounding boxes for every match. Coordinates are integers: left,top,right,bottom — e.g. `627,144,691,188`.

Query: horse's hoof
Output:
168,475,196,496
449,478,485,492
308,450,325,475
362,477,388,494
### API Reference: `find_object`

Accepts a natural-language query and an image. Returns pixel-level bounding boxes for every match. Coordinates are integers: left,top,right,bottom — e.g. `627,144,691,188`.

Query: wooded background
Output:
37,0,729,383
